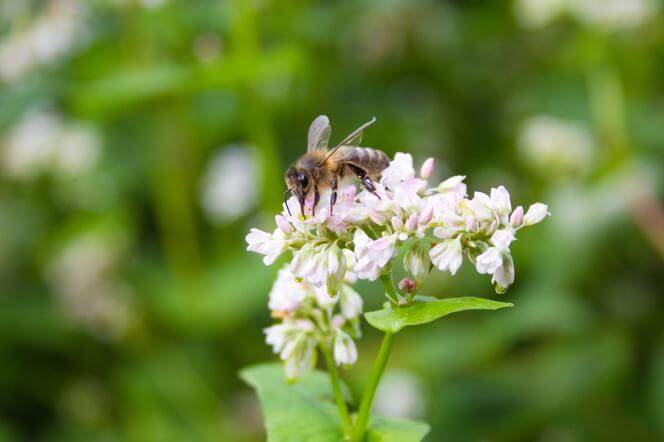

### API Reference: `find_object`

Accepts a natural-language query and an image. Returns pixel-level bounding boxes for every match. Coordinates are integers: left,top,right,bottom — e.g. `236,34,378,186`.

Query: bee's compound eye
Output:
297,173,309,188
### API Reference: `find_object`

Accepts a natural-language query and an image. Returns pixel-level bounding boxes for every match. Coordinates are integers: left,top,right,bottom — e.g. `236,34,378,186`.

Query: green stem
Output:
351,331,395,442
379,273,398,305
321,342,352,439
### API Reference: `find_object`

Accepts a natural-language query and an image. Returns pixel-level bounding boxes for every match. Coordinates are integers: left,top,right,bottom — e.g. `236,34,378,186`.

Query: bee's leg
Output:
352,166,381,200
329,175,338,215
313,187,320,216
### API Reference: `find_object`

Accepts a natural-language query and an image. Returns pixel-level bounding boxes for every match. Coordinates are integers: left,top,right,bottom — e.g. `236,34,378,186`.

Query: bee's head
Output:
285,166,311,216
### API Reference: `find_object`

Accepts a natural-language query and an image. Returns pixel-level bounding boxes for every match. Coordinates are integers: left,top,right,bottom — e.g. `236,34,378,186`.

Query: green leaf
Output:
367,416,430,442
240,363,346,441
365,297,513,333
240,363,429,441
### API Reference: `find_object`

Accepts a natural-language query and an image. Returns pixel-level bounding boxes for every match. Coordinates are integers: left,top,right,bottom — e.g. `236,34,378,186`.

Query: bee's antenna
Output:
284,188,293,216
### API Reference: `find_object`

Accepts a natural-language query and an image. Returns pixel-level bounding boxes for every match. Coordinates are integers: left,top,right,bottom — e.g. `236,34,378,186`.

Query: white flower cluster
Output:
2,107,101,180
518,115,595,176
248,153,548,377
0,0,87,83
200,145,259,224
263,268,363,380
515,0,658,31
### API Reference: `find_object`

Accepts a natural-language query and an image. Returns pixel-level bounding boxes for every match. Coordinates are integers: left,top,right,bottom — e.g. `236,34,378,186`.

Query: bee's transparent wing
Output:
307,115,331,152
321,116,377,163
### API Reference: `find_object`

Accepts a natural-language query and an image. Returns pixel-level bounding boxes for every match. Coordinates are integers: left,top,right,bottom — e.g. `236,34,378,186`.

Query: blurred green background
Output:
1,0,663,441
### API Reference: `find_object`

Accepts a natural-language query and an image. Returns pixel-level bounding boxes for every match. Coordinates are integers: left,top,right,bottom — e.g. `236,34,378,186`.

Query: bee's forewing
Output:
307,115,331,152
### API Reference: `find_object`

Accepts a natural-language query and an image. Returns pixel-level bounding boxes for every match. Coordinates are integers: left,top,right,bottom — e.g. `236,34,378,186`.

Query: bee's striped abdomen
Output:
342,147,390,177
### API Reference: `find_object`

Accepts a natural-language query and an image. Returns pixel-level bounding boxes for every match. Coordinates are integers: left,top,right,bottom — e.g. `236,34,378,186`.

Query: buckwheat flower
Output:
419,157,435,180
403,244,430,282
268,267,309,314
475,229,517,292
339,285,363,320
245,228,287,265
523,203,550,226
510,206,524,228
429,236,463,275
353,230,397,281
326,243,347,296
283,333,318,381
333,330,358,366
433,175,467,201
381,152,415,189
465,191,495,222
490,186,512,221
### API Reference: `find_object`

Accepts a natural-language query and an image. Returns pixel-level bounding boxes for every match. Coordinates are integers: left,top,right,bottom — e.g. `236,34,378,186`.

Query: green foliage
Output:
241,363,429,442
365,297,513,333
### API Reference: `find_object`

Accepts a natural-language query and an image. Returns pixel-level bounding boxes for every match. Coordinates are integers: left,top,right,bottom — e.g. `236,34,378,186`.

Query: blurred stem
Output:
321,342,352,439
586,66,630,165
352,331,395,442
151,108,202,277
229,0,283,214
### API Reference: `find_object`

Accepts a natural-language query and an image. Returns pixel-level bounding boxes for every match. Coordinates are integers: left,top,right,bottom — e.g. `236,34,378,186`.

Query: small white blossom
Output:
403,244,430,282
419,157,435,180
0,0,88,83
510,206,524,228
334,330,358,366
268,268,310,314
245,228,287,265
201,145,259,223
523,203,550,226
339,286,363,320
429,237,463,275
2,108,101,179
354,231,397,281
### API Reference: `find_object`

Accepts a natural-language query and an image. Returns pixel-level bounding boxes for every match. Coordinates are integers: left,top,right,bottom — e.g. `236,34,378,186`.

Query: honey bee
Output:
284,115,390,216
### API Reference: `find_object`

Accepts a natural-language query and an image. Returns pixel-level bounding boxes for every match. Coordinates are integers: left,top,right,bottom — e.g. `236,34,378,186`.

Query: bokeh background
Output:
1,0,663,440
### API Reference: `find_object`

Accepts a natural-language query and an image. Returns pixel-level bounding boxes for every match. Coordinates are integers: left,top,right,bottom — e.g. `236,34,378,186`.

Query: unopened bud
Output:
403,244,429,282
391,216,403,230
510,206,524,228
398,277,418,294
486,219,497,236
326,244,346,297
523,203,549,226
405,213,419,231
418,202,434,225
420,158,435,180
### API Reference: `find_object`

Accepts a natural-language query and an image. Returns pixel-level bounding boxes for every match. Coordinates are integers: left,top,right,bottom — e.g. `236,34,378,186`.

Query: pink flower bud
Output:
405,213,419,231
275,214,292,233
391,216,403,230
420,158,435,180
510,206,524,228
398,277,418,294
418,202,434,225
486,220,497,236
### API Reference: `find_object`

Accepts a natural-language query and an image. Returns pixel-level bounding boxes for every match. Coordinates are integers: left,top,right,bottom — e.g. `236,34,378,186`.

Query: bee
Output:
284,115,390,216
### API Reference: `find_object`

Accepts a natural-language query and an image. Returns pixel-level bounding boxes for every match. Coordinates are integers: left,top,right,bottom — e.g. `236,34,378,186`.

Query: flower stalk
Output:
352,330,395,442
321,342,352,438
